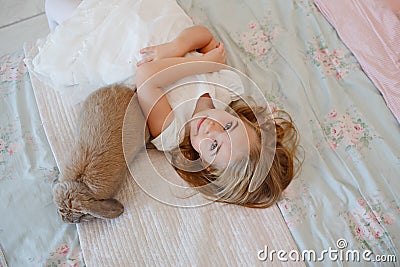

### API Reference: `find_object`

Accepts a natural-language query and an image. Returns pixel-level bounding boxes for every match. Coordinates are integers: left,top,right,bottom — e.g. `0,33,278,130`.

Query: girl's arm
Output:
137,44,226,138
137,25,218,66
136,44,225,87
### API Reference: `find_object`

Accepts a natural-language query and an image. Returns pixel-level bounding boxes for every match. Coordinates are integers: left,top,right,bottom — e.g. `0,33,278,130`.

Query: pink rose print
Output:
329,141,338,149
382,214,395,225
306,36,359,80
45,243,84,266
8,142,21,155
238,15,284,67
319,107,379,155
248,21,258,29
340,193,399,252
357,198,367,207
353,125,363,132
327,109,338,119
0,53,27,84
56,244,70,255
278,178,312,230
331,125,343,139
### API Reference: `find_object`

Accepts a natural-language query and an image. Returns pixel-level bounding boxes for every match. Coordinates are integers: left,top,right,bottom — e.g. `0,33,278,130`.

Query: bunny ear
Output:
83,199,124,219
52,180,71,202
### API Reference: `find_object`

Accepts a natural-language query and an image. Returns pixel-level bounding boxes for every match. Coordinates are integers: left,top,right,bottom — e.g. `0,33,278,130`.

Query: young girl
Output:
45,0,300,208
135,26,300,208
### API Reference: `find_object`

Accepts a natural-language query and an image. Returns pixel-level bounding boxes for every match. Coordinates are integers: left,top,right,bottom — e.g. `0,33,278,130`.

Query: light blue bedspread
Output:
0,51,84,267
2,0,399,266
178,0,399,265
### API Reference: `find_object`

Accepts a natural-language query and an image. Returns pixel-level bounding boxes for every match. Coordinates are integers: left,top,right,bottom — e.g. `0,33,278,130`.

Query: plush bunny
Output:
53,84,135,223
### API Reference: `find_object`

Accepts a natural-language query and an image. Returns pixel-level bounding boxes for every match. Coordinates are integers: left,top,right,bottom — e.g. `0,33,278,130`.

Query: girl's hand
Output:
137,44,164,66
136,42,227,88
202,42,226,64
137,41,226,66
137,42,179,66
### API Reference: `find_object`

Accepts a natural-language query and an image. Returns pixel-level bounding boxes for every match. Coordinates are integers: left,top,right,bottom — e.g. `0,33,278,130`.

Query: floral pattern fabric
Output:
2,0,399,265
306,36,359,80
178,0,400,265
0,51,84,267
237,14,284,67
313,106,381,161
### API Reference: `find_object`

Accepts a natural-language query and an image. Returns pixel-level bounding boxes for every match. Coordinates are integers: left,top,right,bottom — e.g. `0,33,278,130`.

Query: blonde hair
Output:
170,98,300,208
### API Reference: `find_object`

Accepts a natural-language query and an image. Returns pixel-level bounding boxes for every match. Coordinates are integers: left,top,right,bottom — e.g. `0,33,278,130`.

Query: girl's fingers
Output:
136,56,153,67
139,46,154,54
138,46,157,66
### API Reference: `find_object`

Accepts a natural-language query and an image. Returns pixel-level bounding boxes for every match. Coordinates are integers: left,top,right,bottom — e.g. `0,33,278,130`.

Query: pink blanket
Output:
314,0,400,123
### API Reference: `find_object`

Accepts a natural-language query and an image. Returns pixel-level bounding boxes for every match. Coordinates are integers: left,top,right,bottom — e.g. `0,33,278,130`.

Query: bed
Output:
0,52,84,266
1,0,399,266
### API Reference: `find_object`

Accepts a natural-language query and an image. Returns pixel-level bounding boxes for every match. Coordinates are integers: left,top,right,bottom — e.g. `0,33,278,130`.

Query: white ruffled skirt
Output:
32,0,193,104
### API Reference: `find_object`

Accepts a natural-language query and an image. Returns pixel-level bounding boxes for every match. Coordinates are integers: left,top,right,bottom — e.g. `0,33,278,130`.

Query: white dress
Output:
151,69,245,151
32,0,195,104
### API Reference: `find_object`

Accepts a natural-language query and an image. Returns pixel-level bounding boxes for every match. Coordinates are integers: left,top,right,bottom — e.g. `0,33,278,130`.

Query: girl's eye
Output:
224,122,233,130
210,140,218,150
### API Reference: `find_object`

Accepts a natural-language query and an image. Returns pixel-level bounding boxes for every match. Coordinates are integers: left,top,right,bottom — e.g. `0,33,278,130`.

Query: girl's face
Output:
189,109,256,169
